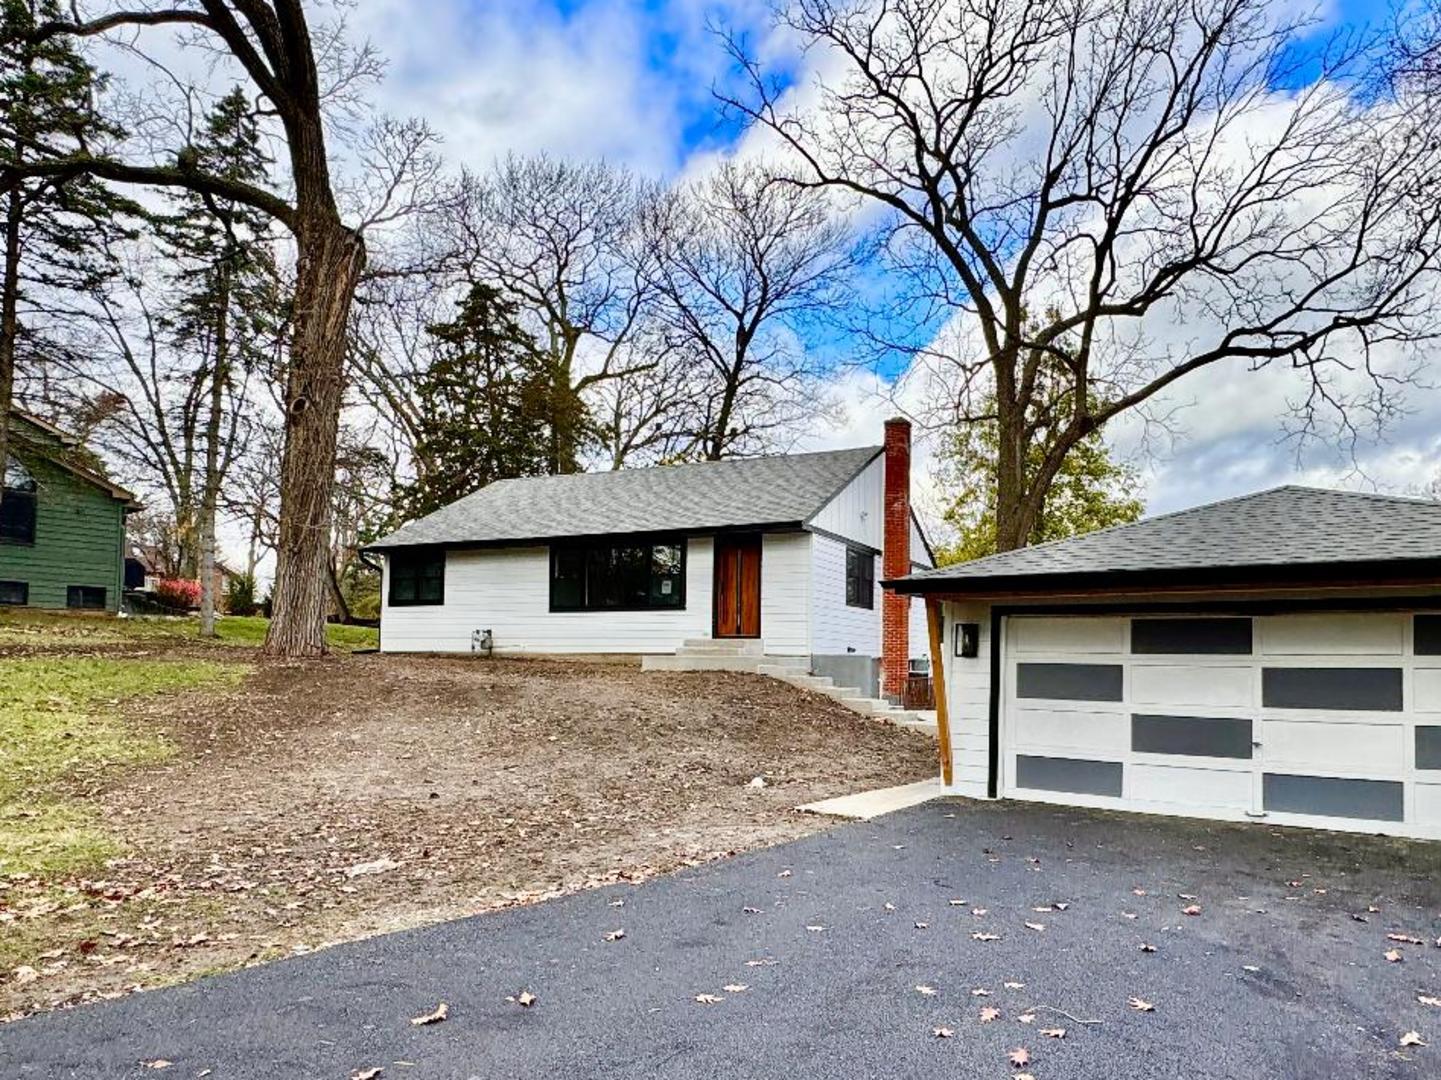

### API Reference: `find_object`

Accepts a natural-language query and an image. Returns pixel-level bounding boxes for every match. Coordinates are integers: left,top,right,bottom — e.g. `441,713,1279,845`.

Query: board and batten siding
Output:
807,453,882,550
0,452,125,612
809,531,879,656
380,537,715,654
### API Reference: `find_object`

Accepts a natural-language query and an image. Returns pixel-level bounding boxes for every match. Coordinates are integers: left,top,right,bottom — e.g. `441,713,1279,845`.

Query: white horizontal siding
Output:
807,453,883,549
809,532,879,657
380,539,713,654
941,601,993,796
908,594,928,664
761,531,811,655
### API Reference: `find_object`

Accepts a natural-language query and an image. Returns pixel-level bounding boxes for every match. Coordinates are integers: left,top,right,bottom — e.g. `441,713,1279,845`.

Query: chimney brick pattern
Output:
881,417,912,700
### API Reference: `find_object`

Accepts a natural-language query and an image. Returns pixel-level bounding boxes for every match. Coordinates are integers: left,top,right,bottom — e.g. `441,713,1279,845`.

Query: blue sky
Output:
353,0,1438,520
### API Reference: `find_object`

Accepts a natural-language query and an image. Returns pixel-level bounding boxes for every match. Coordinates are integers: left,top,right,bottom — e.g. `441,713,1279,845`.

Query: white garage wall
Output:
941,601,993,797
380,538,714,654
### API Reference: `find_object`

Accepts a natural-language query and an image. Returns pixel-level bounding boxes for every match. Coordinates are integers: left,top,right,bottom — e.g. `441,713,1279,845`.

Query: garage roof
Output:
368,446,882,549
893,486,1441,593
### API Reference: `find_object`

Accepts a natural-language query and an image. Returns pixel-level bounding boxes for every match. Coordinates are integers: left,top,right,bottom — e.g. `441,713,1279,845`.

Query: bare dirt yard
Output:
0,616,936,1020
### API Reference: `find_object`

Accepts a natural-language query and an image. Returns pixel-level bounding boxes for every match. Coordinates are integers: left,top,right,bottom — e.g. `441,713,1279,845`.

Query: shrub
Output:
225,572,257,616
154,577,202,610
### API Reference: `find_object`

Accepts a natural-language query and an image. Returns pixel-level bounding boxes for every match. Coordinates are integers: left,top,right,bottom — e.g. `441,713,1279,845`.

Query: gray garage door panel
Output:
1015,663,1124,702
1261,667,1403,711
1417,726,1441,771
1263,773,1404,821
1131,714,1253,759
1015,755,1123,797
1131,618,1253,655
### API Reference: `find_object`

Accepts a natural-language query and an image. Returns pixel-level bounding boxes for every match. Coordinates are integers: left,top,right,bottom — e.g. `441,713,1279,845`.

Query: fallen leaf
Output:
1053,902,1070,911
604,929,626,942
1004,981,1025,989
1041,1027,1066,1038
1388,934,1425,945
932,1026,954,1038
1129,997,1156,1012
1140,943,1157,953
1386,949,1404,963
1400,1031,1426,1048
1015,1075,1037,1080
1351,913,1369,923
12,966,38,985
883,902,896,912
745,957,778,967
694,994,723,1004
1419,995,1441,1008
972,907,988,916
972,987,991,997
914,921,929,930
948,899,967,906
608,898,624,907
517,990,536,1007
1242,965,1260,973
972,932,1001,942
742,906,762,914
777,869,792,878
345,858,399,879
722,984,748,993
1133,888,1147,896
915,985,938,996
410,1002,448,1026
1024,922,1045,932
1182,905,1202,916
351,1070,383,1080
805,925,827,933
979,1006,1001,1023
1017,1012,1036,1024
1121,912,1138,920
141,1062,172,1071
1009,1047,1031,1067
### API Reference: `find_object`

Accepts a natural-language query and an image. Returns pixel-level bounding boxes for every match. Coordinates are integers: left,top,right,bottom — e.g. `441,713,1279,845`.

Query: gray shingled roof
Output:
896,486,1441,590
369,446,882,548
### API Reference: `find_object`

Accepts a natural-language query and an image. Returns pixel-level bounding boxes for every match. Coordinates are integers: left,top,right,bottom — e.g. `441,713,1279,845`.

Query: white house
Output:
369,419,933,699
891,486,1441,841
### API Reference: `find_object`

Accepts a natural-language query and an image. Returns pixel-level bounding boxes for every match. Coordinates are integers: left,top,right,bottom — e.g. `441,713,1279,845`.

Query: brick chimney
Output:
880,417,912,701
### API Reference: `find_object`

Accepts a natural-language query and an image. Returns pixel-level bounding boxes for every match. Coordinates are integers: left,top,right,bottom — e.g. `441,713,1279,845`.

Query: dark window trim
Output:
845,545,875,609
0,580,28,605
387,548,446,607
549,535,688,614
66,585,106,610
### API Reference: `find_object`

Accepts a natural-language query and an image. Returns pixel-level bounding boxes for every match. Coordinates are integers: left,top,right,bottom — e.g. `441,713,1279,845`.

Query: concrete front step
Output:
678,638,764,654
642,653,808,674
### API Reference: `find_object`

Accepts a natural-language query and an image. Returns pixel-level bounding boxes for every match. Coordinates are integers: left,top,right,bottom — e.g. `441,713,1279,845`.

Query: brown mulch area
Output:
2,653,937,1019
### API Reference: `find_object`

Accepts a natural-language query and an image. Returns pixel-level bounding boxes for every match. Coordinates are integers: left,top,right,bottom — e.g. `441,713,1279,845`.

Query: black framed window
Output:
845,547,874,609
66,585,106,610
549,538,685,612
1,457,36,545
0,580,27,605
388,548,445,606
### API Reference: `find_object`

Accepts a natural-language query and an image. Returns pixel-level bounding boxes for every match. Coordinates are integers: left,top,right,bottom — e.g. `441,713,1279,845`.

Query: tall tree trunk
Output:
262,215,365,658
0,180,22,516
198,265,231,638
993,383,1030,553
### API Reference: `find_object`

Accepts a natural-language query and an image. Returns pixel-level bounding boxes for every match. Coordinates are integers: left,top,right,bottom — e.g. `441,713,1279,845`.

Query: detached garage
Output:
891,486,1441,840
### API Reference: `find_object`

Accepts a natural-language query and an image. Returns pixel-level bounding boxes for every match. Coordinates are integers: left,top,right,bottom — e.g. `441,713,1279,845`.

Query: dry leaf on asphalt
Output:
1009,1047,1031,1067
745,958,778,967
1024,922,1046,932
1419,995,1441,1007
1041,1027,1066,1038
1140,943,1157,953
884,902,896,912
1015,1075,1037,1080
948,899,967,906
1004,981,1025,989
742,907,762,915
1182,905,1202,916
1388,934,1425,945
980,1006,1001,1023
608,898,624,908
604,929,625,942
410,1002,448,1026
1017,1013,1036,1024
1400,1032,1427,1048
517,990,537,1007
915,985,937,996
805,925,827,932
933,1026,954,1038
351,1070,383,1080
1386,949,1404,963
695,994,723,1004
1133,888,1147,896
141,1062,172,1071
915,921,929,930
972,988,991,997
972,932,1001,942
1128,997,1156,1012
972,907,989,916
723,984,748,994
777,869,792,878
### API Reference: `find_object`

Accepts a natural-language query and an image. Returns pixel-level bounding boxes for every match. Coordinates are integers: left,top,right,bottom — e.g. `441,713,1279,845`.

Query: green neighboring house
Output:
1,409,138,613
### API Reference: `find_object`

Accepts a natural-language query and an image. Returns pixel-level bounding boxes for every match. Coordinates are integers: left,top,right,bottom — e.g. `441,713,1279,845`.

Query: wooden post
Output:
926,597,953,787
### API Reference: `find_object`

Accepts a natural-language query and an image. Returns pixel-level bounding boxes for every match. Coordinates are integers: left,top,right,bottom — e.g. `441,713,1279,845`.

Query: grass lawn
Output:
0,609,378,651
0,657,245,878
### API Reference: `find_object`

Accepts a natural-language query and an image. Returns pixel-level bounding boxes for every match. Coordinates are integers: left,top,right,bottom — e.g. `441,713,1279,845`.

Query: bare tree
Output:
640,161,854,459
725,0,1441,550
4,2,436,655
450,155,655,473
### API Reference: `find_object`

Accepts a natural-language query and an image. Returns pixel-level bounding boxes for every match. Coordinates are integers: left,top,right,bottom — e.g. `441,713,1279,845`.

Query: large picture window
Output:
550,538,685,612
845,547,875,609
1,457,37,545
388,549,445,606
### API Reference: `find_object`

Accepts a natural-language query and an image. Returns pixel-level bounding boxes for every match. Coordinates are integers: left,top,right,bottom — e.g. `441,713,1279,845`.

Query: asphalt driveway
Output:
3,798,1439,1079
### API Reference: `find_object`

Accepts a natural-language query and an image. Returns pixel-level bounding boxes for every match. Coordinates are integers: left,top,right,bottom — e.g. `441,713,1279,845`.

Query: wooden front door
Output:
713,534,761,638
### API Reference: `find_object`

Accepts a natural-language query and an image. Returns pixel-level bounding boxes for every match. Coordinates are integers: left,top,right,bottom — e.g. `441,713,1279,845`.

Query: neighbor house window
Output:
66,585,106,610
1,457,37,545
388,549,445,606
845,547,874,609
0,580,27,605
550,538,685,612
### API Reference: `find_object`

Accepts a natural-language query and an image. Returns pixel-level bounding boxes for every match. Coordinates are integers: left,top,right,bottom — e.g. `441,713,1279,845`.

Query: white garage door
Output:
1001,612,1441,838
